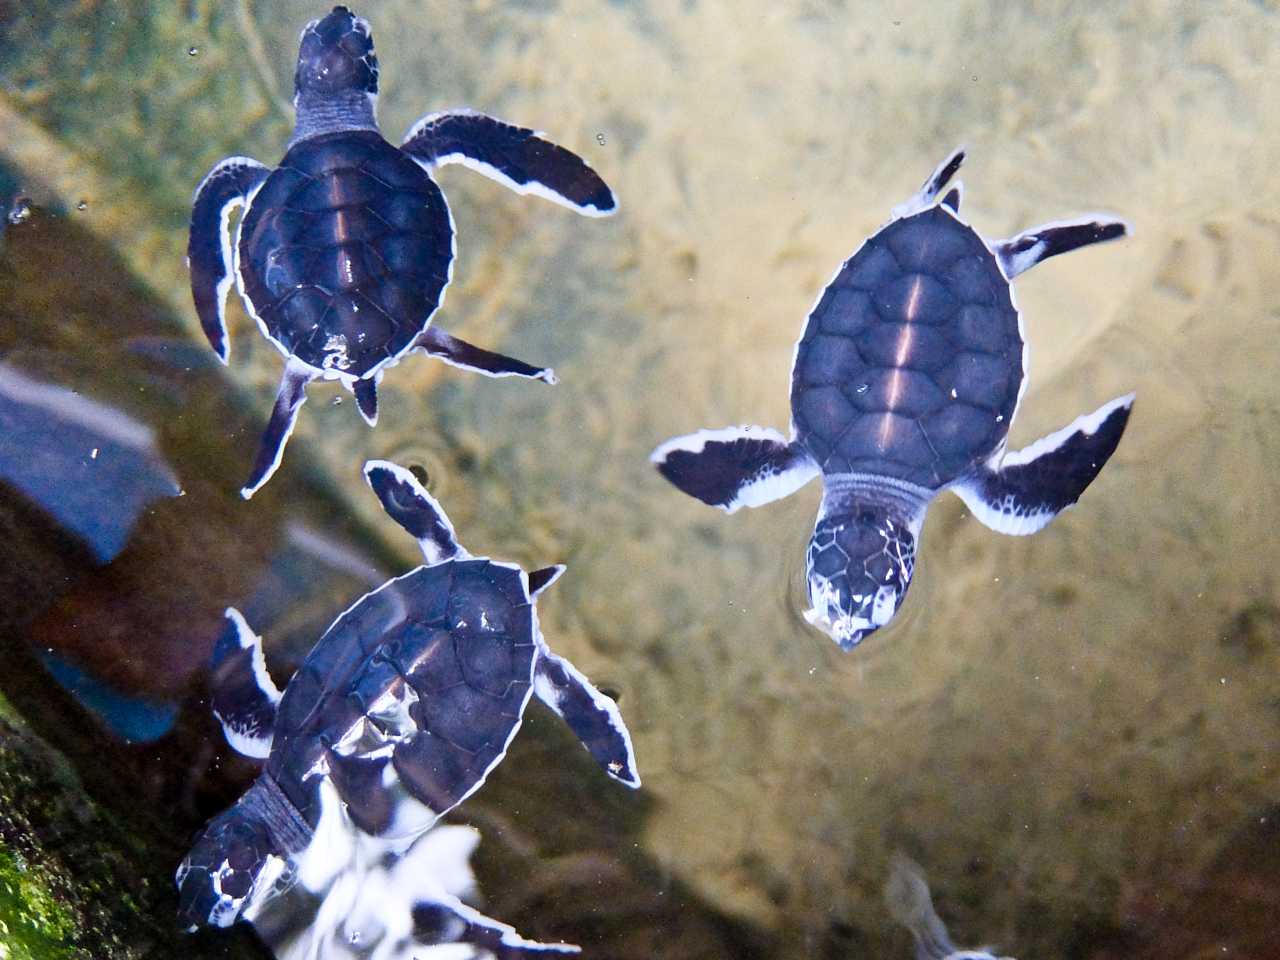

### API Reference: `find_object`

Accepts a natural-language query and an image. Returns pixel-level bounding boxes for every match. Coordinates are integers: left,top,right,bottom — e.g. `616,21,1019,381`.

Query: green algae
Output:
0,845,78,960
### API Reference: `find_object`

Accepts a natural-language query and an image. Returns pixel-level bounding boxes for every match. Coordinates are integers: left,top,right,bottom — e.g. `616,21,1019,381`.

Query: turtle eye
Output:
857,509,877,526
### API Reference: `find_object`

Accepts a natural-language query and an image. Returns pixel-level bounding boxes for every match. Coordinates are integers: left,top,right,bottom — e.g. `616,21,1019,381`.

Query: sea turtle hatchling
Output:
176,459,639,952
652,148,1134,649
189,6,616,498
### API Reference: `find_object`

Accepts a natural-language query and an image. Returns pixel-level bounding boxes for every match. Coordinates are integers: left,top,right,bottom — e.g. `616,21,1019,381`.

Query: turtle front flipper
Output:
651,426,820,513
363,459,465,563
189,156,269,363
241,358,315,499
413,893,580,957
951,393,1134,535
415,325,557,384
533,648,640,788
210,608,283,760
995,215,1128,278
401,110,616,217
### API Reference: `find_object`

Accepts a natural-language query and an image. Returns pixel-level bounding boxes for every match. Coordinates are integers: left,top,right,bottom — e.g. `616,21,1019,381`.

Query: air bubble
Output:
331,396,343,405
856,382,869,394
188,45,200,56
76,200,88,211
595,133,607,146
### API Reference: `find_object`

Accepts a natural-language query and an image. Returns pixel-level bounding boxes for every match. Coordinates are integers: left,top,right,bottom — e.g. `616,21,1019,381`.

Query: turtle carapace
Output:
652,148,1134,650
176,460,638,952
188,6,616,497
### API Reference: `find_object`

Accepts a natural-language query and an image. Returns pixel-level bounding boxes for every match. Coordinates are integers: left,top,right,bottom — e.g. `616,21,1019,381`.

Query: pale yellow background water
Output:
3,1,1279,955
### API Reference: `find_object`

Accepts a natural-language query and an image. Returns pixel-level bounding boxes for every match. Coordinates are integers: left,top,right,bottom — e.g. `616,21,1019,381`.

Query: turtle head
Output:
175,802,292,931
802,500,922,650
294,6,379,101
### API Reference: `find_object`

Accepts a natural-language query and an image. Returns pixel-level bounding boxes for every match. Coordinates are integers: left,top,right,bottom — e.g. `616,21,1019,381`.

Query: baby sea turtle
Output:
189,6,616,498
652,148,1134,649
176,459,638,951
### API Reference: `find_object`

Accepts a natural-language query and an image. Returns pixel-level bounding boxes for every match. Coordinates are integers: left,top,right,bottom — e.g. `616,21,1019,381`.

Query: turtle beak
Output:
802,591,888,651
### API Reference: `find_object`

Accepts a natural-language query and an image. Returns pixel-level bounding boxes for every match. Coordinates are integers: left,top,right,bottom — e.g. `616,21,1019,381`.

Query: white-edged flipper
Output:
363,459,464,562
415,325,557,384
528,564,566,597
995,215,1129,279
401,109,616,217
412,891,581,957
892,147,965,219
941,182,963,213
352,376,379,427
651,426,820,514
210,608,283,760
188,157,269,363
951,393,1134,536
534,650,640,788
241,358,314,500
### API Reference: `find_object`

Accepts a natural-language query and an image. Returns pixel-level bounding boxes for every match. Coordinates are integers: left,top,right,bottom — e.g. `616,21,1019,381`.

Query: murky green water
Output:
2,1,1279,957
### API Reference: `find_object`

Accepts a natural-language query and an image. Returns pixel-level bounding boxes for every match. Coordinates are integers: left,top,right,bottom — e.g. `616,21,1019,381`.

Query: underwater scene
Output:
2,1,1279,957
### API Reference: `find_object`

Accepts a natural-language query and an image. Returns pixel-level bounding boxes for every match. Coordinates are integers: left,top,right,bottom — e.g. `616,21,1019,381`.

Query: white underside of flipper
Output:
949,481,1058,537
951,393,1135,536
213,607,283,760
651,425,820,514
432,150,613,219
532,645,641,788
403,107,615,219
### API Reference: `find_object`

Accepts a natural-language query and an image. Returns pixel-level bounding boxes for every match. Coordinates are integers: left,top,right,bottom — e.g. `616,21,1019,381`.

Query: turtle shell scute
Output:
238,130,453,377
265,560,535,817
790,206,1023,486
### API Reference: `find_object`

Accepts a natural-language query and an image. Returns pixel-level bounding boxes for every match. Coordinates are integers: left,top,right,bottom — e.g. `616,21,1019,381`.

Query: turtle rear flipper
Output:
241,359,315,500
528,564,566,596
351,375,380,427
401,109,616,217
891,146,965,219
413,894,580,957
995,214,1128,278
534,649,640,788
951,393,1134,536
188,157,269,362
363,459,464,562
651,426,820,513
210,608,283,760
415,325,557,384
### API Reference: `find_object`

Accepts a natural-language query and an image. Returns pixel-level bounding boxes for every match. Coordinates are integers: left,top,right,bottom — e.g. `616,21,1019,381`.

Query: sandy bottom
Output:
4,0,1280,955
